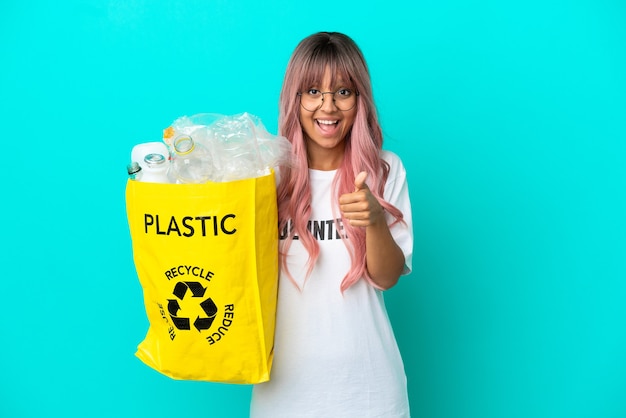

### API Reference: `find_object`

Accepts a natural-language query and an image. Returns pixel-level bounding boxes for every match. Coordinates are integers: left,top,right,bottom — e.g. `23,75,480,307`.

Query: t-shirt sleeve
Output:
381,150,414,276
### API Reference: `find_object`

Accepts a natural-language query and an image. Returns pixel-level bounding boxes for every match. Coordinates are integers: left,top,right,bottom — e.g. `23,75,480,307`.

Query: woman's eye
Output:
307,89,321,96
337,88,352,97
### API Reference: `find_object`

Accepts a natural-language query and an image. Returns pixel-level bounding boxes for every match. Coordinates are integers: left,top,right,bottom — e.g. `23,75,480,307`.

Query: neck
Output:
306,142,345,171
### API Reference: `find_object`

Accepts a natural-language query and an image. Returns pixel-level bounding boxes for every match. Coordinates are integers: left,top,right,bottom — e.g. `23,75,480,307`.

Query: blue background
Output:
2,1,625,417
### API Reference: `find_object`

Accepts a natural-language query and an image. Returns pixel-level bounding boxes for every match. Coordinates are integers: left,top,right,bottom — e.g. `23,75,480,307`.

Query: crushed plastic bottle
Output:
162,112,294,182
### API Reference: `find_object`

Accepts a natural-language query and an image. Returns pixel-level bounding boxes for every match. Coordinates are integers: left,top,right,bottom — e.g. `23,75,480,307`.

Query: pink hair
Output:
277,32,404,292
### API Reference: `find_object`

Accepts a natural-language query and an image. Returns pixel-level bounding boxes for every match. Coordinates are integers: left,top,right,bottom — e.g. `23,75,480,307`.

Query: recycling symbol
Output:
167,281,218,332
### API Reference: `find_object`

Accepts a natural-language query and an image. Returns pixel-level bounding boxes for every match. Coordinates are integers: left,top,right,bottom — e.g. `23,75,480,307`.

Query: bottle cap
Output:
144,153,167,167
127,162,142,175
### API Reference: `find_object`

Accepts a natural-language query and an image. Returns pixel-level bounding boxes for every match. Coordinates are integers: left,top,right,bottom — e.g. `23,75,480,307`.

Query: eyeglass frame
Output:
296,88,360,112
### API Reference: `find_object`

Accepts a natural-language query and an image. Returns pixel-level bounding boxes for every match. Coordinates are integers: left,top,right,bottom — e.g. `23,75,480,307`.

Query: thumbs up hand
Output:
339,171,384,227
353,171,368,192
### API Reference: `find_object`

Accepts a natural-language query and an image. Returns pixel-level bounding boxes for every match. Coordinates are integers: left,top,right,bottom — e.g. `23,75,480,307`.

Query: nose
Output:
319,92,338,111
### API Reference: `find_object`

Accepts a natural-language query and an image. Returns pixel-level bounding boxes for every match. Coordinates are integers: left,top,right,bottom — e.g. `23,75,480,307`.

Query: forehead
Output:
300,62,354,89
316,70,349,89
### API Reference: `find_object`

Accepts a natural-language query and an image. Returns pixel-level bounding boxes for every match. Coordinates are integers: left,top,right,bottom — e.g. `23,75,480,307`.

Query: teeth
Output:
317,120,338,125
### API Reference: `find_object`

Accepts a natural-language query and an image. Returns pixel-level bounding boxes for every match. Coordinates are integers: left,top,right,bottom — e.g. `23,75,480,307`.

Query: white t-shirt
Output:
250,150,413,418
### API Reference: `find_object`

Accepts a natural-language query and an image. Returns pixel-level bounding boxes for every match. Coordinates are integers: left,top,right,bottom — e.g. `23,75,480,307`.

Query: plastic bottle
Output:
131,142,170,172
170,135,213,183
127,162,142,180
140,153,171,183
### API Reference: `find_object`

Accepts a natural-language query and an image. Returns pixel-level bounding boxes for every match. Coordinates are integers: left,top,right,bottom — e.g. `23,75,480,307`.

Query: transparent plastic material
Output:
127,113,293,184
163,112,294,183
170,135,213,183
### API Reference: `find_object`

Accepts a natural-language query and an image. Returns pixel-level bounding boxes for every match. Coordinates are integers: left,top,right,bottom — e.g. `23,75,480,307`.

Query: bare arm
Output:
339,172,405,290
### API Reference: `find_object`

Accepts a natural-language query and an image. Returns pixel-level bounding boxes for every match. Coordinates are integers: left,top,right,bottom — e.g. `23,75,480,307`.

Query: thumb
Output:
354,171,369,191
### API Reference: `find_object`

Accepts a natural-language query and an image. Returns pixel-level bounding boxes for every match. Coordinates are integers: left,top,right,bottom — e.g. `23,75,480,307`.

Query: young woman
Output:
250,32,414,417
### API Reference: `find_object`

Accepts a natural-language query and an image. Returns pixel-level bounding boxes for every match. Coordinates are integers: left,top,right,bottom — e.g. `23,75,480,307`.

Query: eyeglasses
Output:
297,88,359,112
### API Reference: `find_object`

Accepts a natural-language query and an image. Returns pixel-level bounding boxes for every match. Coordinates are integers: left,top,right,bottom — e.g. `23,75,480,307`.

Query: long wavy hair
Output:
277,32,404,292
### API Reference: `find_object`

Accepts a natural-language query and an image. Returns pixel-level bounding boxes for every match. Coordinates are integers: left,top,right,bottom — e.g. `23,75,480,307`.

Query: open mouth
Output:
316,119,340,135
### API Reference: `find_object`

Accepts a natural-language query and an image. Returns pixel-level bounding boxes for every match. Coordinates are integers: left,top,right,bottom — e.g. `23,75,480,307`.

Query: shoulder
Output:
378,149,410,203
380,150,407,179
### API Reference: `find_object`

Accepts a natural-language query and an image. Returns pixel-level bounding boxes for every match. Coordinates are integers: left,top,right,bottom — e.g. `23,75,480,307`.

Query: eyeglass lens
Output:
299,89,357,112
